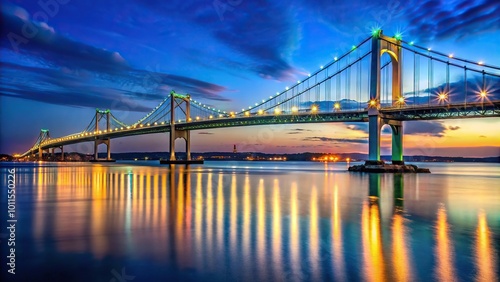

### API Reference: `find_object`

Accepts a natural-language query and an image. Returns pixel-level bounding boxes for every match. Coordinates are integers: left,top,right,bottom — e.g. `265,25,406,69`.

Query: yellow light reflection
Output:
332,184,346,281
290,182,300,276
257,179,267,281
205,171,214,270
243,175,251,273
309,185,320,280
392,212,413,281
435,205,456,282
230,174,237,256
362,200,386,282
272,179,283,280
195,169,203,267
475,210,497,282
216,173,225,269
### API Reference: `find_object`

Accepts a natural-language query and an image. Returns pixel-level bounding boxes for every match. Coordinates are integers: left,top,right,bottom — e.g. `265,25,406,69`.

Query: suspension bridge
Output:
19,30,500,163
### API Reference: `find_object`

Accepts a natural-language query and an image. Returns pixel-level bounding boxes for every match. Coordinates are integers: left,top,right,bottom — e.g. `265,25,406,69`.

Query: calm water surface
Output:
1,161,499,281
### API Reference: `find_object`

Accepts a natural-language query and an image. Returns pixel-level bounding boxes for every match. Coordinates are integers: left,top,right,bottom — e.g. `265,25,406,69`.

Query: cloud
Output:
404,121,447,137
287,128,313,134
0,3,229,108
404,0,500,41
136,0,299,81
198,132,214,135
302,136,368,144
346,123,368,132
448,126,460,131
479,135,486,138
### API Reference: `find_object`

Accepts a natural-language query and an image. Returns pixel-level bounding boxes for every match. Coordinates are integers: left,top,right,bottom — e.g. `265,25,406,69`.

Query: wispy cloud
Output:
302,136,368,144
404,0,500,41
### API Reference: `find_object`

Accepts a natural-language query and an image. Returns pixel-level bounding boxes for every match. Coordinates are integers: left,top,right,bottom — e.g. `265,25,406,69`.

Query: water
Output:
1,161,499,281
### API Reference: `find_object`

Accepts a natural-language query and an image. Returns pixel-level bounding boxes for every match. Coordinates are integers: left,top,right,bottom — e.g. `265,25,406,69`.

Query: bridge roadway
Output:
32,101,500,154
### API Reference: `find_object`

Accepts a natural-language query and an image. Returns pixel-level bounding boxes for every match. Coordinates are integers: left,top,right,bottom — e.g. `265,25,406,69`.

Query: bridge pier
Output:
169,130,191,161
92,138,114,162
60,146,64,161
390,122,403,164
368,115,381,162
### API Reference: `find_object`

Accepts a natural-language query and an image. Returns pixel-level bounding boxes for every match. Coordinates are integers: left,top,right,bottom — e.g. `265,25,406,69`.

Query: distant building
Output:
233,144,237,153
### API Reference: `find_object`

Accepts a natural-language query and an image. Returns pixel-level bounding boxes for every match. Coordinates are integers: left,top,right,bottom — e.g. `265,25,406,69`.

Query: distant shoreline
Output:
2,152,499,163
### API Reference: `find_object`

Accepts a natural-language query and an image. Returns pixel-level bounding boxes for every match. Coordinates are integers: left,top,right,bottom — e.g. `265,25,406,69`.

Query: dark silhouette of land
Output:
2,152,498,163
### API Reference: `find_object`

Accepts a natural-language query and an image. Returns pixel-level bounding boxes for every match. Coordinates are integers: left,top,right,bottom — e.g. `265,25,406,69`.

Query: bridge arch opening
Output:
379,40,401,106
171,136,187,160
380,124,392,159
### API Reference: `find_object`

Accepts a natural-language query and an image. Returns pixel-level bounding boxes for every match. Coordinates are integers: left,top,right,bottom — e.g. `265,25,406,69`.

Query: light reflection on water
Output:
0,161,499,281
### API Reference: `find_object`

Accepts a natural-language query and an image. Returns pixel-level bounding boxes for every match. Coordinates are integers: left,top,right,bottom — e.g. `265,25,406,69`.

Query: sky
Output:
1,0,499,157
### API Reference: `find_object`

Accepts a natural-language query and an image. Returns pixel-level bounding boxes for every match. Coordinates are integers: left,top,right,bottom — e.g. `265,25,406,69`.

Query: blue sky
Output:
1,0,499,156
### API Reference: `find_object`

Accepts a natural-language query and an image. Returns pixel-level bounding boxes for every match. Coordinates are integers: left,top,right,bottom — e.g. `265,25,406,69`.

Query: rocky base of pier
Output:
348,161,430,173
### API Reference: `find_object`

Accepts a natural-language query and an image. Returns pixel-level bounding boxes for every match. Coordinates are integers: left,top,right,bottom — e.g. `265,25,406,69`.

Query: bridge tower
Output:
168,92,192,162
93,109,113,161
368,30,404,164
37,129,50,160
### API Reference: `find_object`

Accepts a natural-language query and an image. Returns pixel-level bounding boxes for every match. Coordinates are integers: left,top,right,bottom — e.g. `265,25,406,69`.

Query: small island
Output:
348,160,431,173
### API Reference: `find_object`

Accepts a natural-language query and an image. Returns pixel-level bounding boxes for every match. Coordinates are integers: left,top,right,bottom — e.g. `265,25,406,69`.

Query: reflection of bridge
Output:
21,30,500,162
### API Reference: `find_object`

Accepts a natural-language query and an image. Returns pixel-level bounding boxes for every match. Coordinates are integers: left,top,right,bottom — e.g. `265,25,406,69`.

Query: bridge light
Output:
120,127,124,130
196,116,200,120
448,54,453,58
409,41,414,45
478,61,484,65
438,93,447,101
285,87,289,90
369,99,377,108
209,115,213,119
127,126,130,129
397,96,406,104
334,102,340,110
479,90,487,98
427,47,432,51
311,105,318,113
189,118,192,121
394,33,402,40
308,73,311,77
248,106,252,109
161,121,165,124
351,45,357,50
244,111,250,116
297,80,301,84
320,65,324,69
140,124,144,127
258,109,264,115
147,123,150,126
179,119,182,123
291,106,298,113
274,108,281,115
